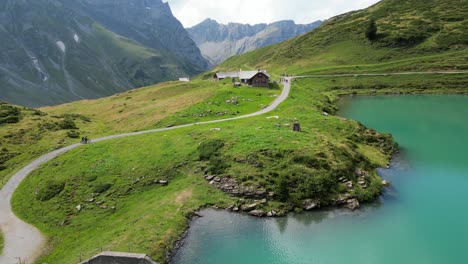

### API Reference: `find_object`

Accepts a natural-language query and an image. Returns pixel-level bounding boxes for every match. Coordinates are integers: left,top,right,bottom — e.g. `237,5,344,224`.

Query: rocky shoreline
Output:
203,166,392,217
167,164,394,263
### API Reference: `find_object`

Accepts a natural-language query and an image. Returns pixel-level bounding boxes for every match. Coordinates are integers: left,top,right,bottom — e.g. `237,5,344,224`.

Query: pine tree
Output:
366,19,378,40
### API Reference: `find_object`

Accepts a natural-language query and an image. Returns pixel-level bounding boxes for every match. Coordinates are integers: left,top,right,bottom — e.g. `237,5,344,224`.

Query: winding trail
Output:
0,70,467,263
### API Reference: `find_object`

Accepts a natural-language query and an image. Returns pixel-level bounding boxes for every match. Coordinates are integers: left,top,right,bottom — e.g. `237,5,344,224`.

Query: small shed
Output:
179,77,190,82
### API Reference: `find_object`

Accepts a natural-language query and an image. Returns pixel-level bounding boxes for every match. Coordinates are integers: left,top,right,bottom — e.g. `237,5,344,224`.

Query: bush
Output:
37,180,65,201
93,183,112,193
198,139,225,160
85,174,98,182
366,19,377,40
276,176,290,202
67,130,80,138
0,149,18,170
207,156,230,174
58,117,77,130
0,105,22,125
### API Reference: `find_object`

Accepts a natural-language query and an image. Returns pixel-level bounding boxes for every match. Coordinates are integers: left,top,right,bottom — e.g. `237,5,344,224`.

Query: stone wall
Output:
80,251,158,264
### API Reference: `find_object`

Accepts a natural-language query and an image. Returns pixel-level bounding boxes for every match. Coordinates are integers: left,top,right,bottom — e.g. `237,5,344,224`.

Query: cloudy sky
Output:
165,0,381,28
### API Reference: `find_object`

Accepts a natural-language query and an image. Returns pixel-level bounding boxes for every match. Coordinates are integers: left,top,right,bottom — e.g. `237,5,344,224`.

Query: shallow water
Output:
172,95,468,264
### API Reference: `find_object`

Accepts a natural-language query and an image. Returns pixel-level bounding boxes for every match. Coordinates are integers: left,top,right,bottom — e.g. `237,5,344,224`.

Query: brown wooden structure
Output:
214,70,270,87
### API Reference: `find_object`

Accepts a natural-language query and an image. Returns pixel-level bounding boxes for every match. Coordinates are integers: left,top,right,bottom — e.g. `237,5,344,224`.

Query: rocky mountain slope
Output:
0,0,208,107
187,19,322,65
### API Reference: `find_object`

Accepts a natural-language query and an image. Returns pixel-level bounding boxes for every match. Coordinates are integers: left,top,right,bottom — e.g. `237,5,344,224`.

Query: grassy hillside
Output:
12,72,467,263
14,75,402,263
216,0,467,75
0,80,279,189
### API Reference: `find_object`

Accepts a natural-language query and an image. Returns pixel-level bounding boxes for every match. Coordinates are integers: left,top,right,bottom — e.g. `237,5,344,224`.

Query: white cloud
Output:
165,0,381,27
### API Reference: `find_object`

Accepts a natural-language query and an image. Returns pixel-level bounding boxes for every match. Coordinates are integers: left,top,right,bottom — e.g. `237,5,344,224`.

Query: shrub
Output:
207,156,230,174
85,174,98,182
0,149,18,170
0,105,22,125
276,176,290,202
67,130,80,138
198,139,225,160
37,180,65,201
93,183,112,193
366,19,378,40
58,117,77,130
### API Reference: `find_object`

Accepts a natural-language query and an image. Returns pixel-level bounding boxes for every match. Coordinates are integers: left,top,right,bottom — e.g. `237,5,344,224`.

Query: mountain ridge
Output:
187,19,322,65
0,0,208,107
215,0,467,75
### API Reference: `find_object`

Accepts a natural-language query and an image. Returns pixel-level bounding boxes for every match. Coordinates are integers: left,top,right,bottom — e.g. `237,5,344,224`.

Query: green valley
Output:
0,0,466,263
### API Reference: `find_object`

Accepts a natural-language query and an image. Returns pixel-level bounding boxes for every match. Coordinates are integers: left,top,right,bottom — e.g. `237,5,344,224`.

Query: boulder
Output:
249,210,266,217
240,203,257,212
266,211,277,217
355,169,364,176
205,175,215,181
345,181,353,189
346,199,360,210
76,204,82,211
158,180,168,186
335,193,351,205
382,180,391,187
303,199,320,211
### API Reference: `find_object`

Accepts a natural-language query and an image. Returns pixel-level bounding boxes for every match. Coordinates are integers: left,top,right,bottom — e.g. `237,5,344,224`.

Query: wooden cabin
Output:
214,70,270,87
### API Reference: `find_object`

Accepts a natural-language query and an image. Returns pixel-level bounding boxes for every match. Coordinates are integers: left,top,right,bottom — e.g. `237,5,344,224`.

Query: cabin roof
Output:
215,70,270,80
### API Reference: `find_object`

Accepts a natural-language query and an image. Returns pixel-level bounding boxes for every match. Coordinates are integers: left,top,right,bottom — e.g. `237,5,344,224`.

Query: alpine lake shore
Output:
4,70,465,263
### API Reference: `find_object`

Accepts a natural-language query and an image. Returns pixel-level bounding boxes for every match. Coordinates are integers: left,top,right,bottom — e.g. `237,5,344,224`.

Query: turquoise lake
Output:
172,95,468,264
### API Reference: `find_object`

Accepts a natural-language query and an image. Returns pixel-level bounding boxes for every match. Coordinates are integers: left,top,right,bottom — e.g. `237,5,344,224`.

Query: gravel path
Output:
0,78,292,263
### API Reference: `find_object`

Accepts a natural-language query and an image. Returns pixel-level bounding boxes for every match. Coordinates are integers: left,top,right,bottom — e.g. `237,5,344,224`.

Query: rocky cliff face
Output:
0,0,208,107
73,0,209,70
188,19,322,65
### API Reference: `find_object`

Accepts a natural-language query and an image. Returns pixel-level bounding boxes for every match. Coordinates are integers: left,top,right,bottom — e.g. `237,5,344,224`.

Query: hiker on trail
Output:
293,121,301,132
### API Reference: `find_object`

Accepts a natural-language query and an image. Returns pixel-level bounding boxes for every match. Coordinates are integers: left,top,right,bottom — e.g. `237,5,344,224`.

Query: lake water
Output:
172,95,468,264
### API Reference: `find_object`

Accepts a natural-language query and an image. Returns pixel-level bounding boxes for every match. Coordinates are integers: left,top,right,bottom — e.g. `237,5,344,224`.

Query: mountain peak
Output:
187,19,322,65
